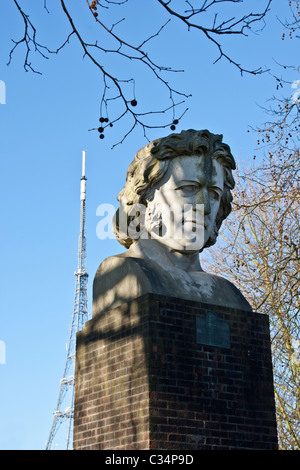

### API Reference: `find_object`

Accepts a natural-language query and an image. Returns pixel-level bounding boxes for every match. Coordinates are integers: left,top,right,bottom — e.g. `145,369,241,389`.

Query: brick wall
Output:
73,293,278,450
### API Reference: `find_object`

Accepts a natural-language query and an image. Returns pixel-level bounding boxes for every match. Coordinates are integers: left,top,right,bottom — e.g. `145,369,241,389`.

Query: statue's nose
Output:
195,188,211,215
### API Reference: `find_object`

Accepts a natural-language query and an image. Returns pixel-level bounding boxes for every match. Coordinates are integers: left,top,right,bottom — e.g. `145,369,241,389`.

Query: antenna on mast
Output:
81,150,86,200
46,151,90,450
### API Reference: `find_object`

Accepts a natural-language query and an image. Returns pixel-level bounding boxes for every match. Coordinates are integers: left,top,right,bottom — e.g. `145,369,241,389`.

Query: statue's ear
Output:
112,206,134,249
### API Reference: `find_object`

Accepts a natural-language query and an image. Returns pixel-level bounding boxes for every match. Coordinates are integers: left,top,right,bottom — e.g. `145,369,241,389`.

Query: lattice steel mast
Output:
46,151,89,450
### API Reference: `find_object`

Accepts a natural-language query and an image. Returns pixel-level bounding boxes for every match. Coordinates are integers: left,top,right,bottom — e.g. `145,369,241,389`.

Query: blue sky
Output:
0,0,299,450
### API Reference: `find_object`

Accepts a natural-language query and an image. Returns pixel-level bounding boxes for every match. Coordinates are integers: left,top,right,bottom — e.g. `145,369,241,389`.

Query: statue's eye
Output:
176,185,199,195
208,188,221,201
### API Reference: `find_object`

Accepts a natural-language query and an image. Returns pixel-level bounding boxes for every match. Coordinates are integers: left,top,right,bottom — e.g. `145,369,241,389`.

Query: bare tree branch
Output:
157,0,272,75
6,0,273,146
202,98,300,448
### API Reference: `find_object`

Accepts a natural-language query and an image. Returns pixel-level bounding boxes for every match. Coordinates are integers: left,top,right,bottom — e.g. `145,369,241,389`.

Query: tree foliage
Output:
202,2,300,447
203,84,300,448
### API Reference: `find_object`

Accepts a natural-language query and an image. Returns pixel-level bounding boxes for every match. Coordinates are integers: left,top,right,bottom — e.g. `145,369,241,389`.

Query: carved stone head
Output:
113,129,236,253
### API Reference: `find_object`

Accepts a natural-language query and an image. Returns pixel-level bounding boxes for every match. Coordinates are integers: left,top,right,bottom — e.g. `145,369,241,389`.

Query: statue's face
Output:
145,154,224,252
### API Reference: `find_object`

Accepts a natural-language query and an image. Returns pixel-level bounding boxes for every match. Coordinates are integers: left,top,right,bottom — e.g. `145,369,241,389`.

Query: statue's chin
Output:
147,235,204,254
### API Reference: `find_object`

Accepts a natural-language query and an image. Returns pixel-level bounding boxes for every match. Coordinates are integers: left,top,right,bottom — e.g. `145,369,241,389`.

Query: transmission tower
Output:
46,151,90,450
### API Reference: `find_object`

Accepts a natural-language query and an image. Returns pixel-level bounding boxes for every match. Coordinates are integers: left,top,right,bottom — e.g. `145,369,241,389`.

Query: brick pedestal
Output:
73,294,278,450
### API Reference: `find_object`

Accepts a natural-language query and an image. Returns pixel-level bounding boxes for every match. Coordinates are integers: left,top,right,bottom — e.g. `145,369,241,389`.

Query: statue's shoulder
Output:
94,252,133,273
94,253,160,280
195,271,252,312
92,254,252,315
93,253,163,315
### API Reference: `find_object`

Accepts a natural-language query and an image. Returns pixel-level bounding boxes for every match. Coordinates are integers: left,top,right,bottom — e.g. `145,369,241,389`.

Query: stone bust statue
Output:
93,129,252,315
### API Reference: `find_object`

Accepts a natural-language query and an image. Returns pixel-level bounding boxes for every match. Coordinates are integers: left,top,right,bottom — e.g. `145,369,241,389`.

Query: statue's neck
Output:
129,239,202,272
